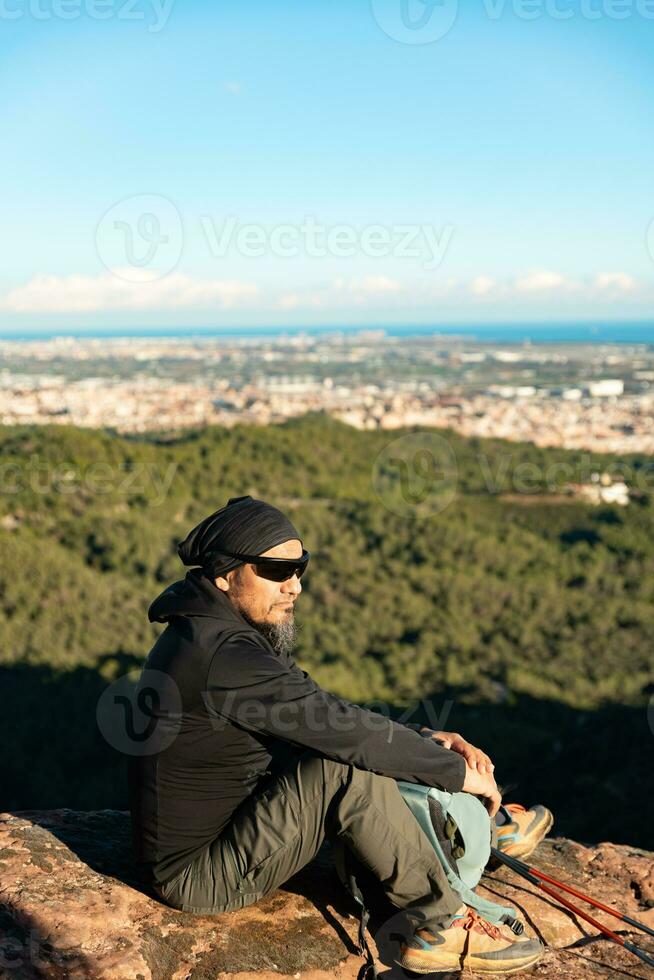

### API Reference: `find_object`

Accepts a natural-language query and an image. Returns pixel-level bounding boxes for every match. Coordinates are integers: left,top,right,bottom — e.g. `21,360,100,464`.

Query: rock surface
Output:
0,809,653,979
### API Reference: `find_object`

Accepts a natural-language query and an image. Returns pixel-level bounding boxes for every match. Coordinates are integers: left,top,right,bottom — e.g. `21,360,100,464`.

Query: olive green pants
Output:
153,751,465,931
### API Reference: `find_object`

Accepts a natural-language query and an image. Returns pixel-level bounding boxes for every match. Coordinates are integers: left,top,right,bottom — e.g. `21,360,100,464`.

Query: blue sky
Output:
1,0,654,332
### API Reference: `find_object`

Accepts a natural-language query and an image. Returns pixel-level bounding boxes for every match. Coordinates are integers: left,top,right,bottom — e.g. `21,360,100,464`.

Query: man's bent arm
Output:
205,635,466,793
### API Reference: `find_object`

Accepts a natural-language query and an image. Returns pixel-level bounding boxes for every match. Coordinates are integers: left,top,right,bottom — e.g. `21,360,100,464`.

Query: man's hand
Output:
419,729,495,775
462,763,502,818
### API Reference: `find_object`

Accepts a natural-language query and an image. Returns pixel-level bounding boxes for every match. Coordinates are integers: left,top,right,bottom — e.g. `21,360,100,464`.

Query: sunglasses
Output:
218,548,310,582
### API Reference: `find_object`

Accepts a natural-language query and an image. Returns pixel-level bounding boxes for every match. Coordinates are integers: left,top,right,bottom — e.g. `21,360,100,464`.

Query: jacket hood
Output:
148,568,244,625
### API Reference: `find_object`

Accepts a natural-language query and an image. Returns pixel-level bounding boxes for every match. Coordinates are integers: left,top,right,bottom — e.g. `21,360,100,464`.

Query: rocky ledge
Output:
1,809,653,979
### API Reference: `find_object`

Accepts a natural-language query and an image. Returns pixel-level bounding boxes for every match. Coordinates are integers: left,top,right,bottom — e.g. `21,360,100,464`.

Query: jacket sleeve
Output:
205,635,466,793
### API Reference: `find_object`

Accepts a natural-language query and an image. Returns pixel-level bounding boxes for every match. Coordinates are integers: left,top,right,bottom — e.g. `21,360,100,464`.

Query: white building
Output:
587,379,624,398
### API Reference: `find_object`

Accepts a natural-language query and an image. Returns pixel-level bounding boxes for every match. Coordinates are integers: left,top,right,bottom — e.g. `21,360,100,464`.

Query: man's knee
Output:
290,753,399,804
348,762,400,796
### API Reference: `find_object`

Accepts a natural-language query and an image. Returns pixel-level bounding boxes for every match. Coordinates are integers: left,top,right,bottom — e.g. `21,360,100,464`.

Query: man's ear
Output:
214,566,241,593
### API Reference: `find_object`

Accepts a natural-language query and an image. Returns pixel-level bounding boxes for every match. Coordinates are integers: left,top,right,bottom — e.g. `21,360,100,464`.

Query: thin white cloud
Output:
466,270,640,300
514,270,567,293
594,272,636,292
278,276,402,310
470,276,496,296
358,275,401,294
277,291,325,310
1,268,643,317
333,275,401,295
0,272,259,313
224,81,242,95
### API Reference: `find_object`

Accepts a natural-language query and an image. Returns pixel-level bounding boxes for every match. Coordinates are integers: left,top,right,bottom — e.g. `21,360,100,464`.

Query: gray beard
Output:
240,609,300,657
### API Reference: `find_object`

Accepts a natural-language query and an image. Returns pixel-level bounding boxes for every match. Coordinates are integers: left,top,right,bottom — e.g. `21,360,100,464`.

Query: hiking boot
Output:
397,907,543,975
495,803,554,861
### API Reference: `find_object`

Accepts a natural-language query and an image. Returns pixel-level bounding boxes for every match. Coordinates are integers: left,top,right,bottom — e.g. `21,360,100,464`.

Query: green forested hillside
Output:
1,415,653,846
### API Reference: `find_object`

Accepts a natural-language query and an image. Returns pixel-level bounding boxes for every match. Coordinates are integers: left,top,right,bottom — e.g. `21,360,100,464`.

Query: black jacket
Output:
127,568,466,885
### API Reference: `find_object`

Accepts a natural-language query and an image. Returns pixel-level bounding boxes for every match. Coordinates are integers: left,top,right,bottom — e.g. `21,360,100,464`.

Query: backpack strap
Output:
331,839,379,980
396,781,523,932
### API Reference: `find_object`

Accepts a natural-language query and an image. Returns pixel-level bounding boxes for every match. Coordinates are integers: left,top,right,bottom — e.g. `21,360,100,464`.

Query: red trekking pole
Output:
490,847,654,969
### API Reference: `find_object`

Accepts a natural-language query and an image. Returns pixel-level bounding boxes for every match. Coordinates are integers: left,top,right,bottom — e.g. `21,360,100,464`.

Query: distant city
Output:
1,330,653,455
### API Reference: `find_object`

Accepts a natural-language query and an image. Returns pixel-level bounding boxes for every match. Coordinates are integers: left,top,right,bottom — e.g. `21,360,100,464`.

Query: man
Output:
128,495,551,975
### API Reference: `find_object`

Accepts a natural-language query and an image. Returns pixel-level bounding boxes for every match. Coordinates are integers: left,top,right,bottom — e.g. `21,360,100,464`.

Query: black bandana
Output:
177,495,302,577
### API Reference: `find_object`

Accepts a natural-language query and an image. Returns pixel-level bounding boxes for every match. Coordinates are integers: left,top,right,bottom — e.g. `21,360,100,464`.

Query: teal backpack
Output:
333,781,524,979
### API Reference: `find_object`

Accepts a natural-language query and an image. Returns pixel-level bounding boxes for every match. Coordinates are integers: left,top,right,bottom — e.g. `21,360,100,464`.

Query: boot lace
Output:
452,908,503,941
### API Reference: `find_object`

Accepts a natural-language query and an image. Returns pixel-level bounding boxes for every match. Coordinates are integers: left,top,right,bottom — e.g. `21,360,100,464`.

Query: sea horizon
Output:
0,321,652,345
